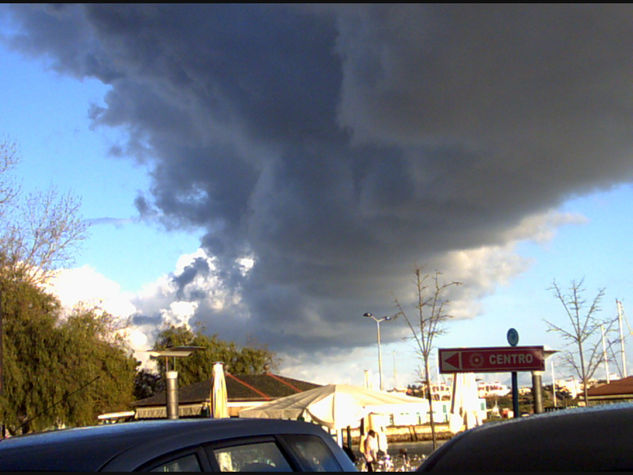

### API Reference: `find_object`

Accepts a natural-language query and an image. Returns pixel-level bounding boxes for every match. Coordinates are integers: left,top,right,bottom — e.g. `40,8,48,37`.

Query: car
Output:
0,418,358,472
417,402,633,471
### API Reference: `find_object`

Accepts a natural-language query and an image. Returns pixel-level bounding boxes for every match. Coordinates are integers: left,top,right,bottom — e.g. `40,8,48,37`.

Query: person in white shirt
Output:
363,430,378,472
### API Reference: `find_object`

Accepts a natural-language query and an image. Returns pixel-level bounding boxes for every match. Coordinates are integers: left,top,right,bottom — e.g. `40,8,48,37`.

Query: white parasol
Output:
212,362,229,418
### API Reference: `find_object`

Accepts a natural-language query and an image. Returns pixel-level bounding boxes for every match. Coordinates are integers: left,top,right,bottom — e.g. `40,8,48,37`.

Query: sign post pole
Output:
511,371,519,418
507,329,520,419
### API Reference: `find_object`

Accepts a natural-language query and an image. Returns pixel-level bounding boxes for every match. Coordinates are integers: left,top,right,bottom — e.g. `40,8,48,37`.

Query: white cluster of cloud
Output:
43,266,137,318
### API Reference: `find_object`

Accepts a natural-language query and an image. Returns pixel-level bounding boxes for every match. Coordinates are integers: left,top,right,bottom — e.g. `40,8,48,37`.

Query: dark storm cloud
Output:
5,4,633,354
172,257,210,300
131,313,162,326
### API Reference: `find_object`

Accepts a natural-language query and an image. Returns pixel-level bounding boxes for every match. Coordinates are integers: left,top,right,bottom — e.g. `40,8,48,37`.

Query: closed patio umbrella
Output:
212,362,229,418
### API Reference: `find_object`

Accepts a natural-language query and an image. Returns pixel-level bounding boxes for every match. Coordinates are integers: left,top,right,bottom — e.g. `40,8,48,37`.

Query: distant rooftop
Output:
133,372,321,407
587,375,633,400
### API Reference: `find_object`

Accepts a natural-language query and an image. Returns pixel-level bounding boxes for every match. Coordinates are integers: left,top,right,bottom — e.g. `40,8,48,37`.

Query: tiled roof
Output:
587,376,633,398
132,373,321,407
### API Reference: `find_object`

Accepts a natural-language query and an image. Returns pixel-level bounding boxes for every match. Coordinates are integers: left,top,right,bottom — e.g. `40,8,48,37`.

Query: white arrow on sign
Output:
440,351,461,371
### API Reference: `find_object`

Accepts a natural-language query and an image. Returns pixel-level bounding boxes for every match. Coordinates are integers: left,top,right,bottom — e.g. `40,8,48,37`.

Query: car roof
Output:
418,402,633,471
0,418,342,471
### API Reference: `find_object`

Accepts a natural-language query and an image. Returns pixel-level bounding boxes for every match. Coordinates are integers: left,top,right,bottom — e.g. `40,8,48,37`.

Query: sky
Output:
2,4,633,389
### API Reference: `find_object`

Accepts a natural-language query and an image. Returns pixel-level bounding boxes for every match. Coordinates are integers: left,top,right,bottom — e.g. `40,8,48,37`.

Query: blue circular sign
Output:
507,328,519,346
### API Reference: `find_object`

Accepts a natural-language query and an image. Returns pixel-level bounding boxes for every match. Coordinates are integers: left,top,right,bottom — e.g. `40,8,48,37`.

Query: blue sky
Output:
2,5,633,390
0,44,203,291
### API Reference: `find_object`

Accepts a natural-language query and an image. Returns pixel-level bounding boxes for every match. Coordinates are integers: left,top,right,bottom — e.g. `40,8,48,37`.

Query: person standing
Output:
363,429,378,472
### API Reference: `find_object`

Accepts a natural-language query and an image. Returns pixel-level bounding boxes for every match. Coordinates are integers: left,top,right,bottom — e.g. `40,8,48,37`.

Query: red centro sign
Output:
439,346,545,373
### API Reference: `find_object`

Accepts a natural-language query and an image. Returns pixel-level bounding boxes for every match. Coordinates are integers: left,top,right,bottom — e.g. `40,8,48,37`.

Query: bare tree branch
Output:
544,279,613,405
0,140,87,284
395,266,461,450
0,139,20,211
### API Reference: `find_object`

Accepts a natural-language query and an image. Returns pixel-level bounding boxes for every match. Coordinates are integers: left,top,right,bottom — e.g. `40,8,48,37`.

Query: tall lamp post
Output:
363,312,398,391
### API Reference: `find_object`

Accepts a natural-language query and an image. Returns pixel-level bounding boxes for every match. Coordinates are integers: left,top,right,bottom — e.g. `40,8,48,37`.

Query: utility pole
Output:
617,300,627,378
392,351,398,390
601,324,610,384
551,359,557,408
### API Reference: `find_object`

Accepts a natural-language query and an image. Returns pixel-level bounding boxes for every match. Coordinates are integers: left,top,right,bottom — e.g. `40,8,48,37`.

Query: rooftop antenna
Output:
617,300,627,378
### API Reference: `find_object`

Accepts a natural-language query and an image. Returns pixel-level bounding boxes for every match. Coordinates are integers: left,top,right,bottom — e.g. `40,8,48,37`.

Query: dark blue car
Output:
418,403,633,471
0,418,358,472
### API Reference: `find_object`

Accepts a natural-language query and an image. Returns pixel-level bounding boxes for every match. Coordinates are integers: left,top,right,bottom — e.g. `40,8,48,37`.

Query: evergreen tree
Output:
134,368,164,400
150,324,276,387
0,276,137,435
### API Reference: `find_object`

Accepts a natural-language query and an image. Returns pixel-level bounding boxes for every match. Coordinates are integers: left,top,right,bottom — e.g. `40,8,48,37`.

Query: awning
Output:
239,384,428,430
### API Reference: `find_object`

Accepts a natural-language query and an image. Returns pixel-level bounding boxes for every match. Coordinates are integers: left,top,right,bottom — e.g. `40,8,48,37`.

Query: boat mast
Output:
617,299,627,378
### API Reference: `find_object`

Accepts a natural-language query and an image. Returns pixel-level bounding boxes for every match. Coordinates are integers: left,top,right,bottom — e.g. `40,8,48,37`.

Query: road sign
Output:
439,346,545,373
507,328,519,347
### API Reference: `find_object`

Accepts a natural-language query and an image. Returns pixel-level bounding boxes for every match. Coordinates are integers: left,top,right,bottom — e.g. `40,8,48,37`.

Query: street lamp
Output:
363,312,398,391
147,346,203,419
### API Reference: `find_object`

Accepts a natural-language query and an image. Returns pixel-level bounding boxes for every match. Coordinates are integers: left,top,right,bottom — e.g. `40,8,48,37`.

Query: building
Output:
477,380,510,398
405,381,453,401
586,375,633,403
133,373,321,419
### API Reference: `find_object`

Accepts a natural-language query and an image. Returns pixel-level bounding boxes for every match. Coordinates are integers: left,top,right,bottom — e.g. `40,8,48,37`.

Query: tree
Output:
0,274,62,434
0,140,19,212
148,324,276,388
395,268,461,450
0,275,137,435
56,308,138,426
134,368,164,400
545,278,618,406
0,139,86,284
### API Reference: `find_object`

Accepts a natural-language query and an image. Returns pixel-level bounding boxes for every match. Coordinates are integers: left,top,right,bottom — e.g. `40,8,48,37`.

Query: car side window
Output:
212,441,293,472
281,435,342,472
148,453,202,472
